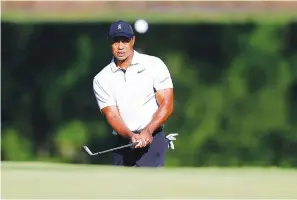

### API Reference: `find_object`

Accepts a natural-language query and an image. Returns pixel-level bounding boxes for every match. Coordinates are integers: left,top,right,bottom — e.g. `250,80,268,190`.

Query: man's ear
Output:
131,36,136,46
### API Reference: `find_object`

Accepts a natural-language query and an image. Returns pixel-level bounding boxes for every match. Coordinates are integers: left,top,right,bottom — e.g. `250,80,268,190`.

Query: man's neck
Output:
115,50,134,70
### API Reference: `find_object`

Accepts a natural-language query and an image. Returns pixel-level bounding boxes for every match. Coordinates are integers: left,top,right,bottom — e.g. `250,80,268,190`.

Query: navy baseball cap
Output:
108,20,134,40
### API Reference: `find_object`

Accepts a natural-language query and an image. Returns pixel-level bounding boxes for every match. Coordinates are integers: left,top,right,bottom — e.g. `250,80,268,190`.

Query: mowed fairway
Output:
2,162,297,199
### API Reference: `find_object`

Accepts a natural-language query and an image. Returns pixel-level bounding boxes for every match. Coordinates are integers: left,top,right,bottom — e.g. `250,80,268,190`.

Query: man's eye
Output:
123,39,130,43
112,38,130,43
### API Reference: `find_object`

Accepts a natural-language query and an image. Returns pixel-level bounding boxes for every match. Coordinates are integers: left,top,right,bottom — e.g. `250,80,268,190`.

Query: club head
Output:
82,146,95,155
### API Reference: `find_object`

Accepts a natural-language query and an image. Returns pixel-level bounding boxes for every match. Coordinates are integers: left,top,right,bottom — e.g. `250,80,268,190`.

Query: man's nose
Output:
118,41,124,49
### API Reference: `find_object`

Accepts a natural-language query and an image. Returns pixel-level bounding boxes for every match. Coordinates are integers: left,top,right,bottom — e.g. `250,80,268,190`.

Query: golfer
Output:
93,20,174,167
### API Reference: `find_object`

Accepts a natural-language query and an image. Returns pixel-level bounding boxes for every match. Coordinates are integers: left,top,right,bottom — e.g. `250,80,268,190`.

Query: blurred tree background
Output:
1,1,297,167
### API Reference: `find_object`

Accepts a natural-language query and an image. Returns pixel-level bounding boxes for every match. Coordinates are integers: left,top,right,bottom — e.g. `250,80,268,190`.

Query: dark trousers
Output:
111,130,168,167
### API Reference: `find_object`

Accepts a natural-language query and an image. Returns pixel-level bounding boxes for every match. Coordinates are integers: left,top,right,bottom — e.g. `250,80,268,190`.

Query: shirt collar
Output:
110,50,142,73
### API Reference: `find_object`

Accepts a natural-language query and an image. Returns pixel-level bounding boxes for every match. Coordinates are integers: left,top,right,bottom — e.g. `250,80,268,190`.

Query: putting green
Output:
2,161,297,199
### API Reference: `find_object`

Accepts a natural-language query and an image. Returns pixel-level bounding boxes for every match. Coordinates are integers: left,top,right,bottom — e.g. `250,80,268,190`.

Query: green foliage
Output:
2,21,297,167
54,121,88,162
2,128,33,161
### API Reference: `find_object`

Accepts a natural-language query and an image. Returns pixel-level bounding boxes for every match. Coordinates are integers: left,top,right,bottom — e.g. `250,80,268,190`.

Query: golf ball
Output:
134,19,149,34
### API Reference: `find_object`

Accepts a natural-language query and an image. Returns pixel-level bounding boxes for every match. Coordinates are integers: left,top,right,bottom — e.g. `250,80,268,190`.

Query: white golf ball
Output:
134,19,149,34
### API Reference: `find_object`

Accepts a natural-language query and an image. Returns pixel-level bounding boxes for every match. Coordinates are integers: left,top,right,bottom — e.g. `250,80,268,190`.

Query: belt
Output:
115,127,163,141
132,127,163,136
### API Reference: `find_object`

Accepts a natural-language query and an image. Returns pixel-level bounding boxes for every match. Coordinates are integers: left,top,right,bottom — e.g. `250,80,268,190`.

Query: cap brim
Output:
109,32,133,40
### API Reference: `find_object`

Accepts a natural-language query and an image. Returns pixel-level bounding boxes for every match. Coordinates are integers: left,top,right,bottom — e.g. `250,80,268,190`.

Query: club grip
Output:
131,142,139,149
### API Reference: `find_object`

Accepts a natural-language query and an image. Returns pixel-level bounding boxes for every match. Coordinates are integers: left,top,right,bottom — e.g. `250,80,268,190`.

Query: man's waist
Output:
114,126,163,138
132,126,163,136
112,126,163,136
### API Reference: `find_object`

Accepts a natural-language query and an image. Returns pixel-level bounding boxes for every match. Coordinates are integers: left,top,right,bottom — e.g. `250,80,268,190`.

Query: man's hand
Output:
130,134,144,148
134,129,153,148
131,134,140,144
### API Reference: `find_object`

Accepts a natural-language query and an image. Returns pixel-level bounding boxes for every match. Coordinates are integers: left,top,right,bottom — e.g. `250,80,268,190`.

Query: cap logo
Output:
118,24,122,30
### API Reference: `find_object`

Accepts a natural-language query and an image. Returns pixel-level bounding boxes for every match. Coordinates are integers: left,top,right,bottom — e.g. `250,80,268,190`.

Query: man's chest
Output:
109,67,155,102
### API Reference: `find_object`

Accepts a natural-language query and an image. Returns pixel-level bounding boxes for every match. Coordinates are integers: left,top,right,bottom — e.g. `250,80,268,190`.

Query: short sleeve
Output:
153,58,174,91
93,78,116,111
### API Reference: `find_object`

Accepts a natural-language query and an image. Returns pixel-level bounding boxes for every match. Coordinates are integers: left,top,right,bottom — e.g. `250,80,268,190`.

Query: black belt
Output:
132,127,163,136
115,127,163,146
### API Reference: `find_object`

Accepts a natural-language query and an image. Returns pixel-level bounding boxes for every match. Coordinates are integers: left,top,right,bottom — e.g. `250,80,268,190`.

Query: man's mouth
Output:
117,52,125,56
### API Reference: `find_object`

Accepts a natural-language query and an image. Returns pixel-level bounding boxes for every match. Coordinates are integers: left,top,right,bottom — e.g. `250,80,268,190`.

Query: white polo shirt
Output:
93,50,173,132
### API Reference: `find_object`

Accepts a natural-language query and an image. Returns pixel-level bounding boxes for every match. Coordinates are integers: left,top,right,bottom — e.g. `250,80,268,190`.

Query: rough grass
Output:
2,161,297,199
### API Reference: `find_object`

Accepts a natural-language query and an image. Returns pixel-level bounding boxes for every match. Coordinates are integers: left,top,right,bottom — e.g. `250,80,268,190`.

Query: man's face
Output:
111,36,135,61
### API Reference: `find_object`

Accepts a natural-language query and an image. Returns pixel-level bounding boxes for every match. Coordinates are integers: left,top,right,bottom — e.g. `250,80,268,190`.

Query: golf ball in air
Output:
134,19,149,34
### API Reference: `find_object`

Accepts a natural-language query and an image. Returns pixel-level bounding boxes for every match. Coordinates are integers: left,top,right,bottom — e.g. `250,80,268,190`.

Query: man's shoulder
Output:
93,63,112,84
138,52,168,72
138,52,164,63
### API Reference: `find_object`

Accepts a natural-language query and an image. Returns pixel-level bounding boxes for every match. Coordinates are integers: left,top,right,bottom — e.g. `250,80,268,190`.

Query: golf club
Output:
82,142,139,156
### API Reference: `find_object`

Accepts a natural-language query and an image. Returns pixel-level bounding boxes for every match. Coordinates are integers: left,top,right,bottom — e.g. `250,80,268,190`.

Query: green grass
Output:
2,11,297,24
2,161,297,199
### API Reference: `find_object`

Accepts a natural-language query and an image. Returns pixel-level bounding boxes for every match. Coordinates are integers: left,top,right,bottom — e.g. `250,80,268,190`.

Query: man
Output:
93,20,176,167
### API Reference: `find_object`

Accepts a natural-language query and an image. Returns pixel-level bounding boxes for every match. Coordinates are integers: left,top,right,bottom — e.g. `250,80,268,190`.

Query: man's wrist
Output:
143,127,154,135
117,130,134,139
127,131,135,138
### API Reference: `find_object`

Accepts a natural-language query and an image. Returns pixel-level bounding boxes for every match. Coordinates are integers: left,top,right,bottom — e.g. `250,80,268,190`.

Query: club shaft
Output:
97,143,134,154
83,142,139,156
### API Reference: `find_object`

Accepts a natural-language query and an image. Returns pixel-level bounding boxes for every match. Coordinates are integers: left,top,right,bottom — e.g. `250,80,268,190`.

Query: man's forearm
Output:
144,104,173,135
105,112,134,139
